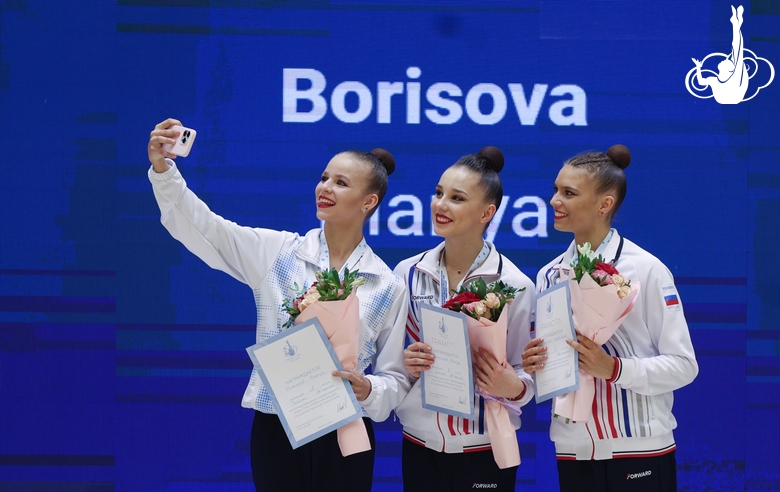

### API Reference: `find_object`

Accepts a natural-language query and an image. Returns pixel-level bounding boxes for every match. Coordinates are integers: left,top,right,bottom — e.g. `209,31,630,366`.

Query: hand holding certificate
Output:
293,292,372,455
552,244,640,421
437,278,524,469
246,318,363,450
532,243,640,421
279,268,372,456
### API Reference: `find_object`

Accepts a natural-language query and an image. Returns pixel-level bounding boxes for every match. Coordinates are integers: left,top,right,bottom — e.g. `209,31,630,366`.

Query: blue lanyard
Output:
318,231,367,279
438,242,491,305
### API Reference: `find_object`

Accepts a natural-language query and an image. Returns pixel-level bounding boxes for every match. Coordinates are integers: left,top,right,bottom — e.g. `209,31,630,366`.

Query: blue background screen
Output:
1,1,778,491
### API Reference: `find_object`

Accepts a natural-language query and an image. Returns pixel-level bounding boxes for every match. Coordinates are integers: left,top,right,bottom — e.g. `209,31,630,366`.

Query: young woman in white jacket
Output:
394,147,535,491
146,118,410,492
522,145,698,492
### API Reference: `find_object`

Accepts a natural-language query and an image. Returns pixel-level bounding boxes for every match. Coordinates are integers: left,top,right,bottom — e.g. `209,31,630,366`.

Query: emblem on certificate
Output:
419,304,475,419
246,318,363,449
534,282,579,403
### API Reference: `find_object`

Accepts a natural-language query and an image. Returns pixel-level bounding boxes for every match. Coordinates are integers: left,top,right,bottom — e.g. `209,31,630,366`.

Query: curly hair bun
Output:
477,146,504,173
370,148,395,175
606,144,631,170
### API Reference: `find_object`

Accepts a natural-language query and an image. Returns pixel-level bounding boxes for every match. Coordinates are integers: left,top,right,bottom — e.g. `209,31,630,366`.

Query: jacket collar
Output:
295,228,383,276
414,240,503,284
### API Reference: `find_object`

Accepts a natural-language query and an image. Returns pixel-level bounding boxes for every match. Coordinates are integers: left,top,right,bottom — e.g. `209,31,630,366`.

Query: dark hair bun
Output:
606,144,631,170
477,146,504,173
370,148,395,176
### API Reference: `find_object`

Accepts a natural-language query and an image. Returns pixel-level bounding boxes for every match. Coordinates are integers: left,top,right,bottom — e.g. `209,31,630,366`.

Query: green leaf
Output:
476,278,487,299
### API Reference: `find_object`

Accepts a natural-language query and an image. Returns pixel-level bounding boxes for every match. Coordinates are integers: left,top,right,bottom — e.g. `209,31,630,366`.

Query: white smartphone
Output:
162,125,197,157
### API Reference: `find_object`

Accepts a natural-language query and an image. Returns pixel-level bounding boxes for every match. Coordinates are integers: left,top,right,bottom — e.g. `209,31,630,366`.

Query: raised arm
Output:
730,6,745,71
147,119,291,288
692,58,711,87
148,118,181,173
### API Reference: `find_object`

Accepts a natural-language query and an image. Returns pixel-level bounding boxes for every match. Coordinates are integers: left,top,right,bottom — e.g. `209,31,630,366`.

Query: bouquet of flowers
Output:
444,278,525,469
555,242,640,422
570,243,633,299
282,268,365,328
282,267,370,456
442,278,517,322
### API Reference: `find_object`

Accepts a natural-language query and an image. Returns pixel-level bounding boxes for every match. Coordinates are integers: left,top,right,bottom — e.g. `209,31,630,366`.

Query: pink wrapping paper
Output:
295,293,371,456
553,270,640,422
466,309,521,469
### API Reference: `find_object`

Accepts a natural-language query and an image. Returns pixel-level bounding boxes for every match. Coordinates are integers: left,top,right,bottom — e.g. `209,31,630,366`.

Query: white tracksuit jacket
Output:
148,161,410,421
536,229,698,460
393,241,535,453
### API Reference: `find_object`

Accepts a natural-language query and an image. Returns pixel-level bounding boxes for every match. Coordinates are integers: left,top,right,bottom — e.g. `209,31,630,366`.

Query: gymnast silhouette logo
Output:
685,5,774,104
283,340,298,357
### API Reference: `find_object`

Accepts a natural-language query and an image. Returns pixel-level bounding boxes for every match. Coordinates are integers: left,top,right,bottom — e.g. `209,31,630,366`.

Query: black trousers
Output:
557,451,677,492
402,438,518,491
250,411,376,492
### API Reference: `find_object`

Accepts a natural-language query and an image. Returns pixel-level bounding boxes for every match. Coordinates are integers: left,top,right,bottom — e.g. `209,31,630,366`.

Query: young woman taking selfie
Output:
147,118,410,492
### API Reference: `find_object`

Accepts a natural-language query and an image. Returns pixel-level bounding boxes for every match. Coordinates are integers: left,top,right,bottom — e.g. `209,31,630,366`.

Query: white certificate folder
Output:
246,318,363,449
534,281,580,403
419,303,475,420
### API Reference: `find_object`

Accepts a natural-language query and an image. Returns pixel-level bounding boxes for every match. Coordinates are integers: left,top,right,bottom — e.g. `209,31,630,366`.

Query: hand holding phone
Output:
162,125,197,157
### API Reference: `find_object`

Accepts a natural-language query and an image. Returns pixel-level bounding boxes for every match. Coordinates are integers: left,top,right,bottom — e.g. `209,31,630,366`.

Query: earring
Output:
362,208,367,213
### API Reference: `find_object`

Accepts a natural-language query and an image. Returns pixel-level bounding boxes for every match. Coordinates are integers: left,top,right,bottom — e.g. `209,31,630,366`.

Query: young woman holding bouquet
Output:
146,118,410,492
394,146,535,491
522,145,698,492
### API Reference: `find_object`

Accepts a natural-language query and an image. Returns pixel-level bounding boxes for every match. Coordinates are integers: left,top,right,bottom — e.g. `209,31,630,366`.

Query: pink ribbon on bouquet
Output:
295,293,372,456
554,269,640,422
475,389,523,416
466,308,521,469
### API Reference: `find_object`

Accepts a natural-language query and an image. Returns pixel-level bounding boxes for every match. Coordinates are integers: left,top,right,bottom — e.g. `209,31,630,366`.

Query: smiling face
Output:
315,153,378,225
550,165,614,237
431,166,496,240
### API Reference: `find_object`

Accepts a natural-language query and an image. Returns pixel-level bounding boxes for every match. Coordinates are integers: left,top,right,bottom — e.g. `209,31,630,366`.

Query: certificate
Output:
534,282,579,403
419,304,475,420
245,318,363,449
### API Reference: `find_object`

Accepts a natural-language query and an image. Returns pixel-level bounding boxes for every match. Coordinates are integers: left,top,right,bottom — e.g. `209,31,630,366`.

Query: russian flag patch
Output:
661,284,681,310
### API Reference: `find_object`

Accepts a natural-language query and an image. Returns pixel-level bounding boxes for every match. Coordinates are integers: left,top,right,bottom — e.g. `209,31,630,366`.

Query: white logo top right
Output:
685,5,774,104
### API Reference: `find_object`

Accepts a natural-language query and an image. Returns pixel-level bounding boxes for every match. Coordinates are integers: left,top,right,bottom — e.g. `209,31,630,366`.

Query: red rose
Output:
595,261,619,276
442,291,481,310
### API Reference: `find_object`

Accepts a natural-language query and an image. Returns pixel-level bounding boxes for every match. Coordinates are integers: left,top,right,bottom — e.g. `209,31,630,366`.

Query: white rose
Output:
298,290,320,312
298,298,312,312
484,293,500,309
473,301,488,317
612,274,625,287
617,285,631,299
